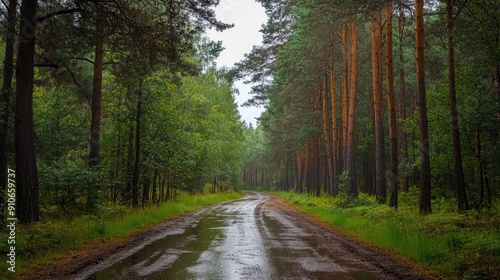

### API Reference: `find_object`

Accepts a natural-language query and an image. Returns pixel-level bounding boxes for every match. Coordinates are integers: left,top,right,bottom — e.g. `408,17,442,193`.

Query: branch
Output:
37,8,82,23
70,57,95,65
34,63,60,69
2,60,17,71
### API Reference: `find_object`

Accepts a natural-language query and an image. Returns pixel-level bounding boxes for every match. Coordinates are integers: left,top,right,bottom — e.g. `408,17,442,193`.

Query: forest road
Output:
25,192,430,280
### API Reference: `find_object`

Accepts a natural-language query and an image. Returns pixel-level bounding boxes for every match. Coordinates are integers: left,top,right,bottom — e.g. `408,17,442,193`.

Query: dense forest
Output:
239,0,500,214
1,0,500,278
0,0,248,224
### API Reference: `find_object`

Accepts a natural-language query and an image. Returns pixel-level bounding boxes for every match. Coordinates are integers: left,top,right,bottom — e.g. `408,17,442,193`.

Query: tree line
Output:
237,0,499,214
1,0,247,223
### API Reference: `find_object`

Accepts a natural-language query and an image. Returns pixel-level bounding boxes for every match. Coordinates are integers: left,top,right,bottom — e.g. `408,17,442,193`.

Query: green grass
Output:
0,191,244,279
273,190,500,279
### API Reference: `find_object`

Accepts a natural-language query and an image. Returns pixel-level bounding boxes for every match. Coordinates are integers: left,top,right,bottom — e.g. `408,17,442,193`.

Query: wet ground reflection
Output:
87,193,393,279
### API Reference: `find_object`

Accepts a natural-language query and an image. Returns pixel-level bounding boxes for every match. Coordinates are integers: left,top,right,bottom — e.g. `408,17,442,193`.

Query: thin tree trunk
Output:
89,14,104,167
306,138,312,194
398,5,409,193
415,0,432,214
322,75,335,196
152,170,158,205
315,137,321,197
386,0,399,208
113,128,122,205
15,0,39,223
132,90,142,208
330,39,338,196
0,0,17,222
296,149,303,193
446,0,469,212
346,21,358,196
341,24,349,171
142,173,151,208
124,88,135,205
371,10,386,204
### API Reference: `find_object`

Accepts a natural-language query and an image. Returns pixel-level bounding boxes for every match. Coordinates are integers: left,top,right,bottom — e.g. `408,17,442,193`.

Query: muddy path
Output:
21,192,436,279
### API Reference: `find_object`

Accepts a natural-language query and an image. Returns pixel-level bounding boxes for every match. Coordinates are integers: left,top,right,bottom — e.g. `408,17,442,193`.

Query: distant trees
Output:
238,0,500,213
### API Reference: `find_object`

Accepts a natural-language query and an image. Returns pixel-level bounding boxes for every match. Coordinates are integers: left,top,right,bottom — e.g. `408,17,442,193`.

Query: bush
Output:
38,161,101,210
333,192,377,209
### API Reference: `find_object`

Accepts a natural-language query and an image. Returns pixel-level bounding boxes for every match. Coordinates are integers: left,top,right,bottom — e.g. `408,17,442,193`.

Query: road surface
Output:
26,192,426,280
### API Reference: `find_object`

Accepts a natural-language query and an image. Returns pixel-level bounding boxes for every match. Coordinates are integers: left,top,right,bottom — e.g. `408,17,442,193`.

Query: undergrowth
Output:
275,189,500,279
0,191,243,279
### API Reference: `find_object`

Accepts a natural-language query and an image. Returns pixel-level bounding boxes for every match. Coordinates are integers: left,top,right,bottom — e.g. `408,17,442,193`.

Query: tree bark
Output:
341,24,349,171
415,0,432,214
386,0,399,208
446,0,469,213
132,90,142,208
371,10,386,204
142,173,150,207
15,0,39,223
1,0,17,222
314,137,321,196
322,75,335,196
398,4,409,193
346,21,358,196
330,43,338,196
152,170,158,205
306,138,312,194
295,149,303,193
89,14,104,167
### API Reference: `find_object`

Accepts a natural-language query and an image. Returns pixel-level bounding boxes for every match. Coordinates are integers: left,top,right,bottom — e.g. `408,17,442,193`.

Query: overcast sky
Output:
205,0,268,127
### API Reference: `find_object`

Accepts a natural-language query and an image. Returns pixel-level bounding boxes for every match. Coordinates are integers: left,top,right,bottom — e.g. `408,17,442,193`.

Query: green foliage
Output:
38,160,101,210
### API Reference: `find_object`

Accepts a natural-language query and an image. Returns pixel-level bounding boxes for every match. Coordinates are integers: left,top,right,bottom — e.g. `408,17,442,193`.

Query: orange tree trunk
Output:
322,75,335,196
341,24,349,171
330,43,338,196
346,21,358,196
371,10,386,203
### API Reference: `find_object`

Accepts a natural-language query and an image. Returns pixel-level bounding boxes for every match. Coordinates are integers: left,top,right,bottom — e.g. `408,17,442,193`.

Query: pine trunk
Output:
89,14,104,167
398,6,409,192
371,11,386,204
132,90,142,208
387,0,399,208
0,0,17,221
415,0,432,214
296,149,303,193
15,0,39,223
330,48,338,196
447,0,469,212
322,75,335,196
341,25,349,171
346,21,358,196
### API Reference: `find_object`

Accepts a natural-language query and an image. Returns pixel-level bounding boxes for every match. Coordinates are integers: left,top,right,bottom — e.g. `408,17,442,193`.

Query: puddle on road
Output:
260,211,380,280
86,194,392,280
88,211,227,280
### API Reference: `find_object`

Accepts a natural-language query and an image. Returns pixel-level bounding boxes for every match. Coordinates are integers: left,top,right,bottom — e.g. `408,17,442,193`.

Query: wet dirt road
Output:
71,192,422,280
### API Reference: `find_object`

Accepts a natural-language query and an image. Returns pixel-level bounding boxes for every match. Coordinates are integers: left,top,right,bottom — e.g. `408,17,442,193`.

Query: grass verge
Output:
0,191,244,279
273,190,500,280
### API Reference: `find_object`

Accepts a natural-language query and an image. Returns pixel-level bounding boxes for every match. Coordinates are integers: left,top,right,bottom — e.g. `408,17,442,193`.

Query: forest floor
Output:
17,192,435,280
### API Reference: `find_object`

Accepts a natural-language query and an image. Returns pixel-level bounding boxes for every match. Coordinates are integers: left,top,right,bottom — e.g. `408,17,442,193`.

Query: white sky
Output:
205,0,268,127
